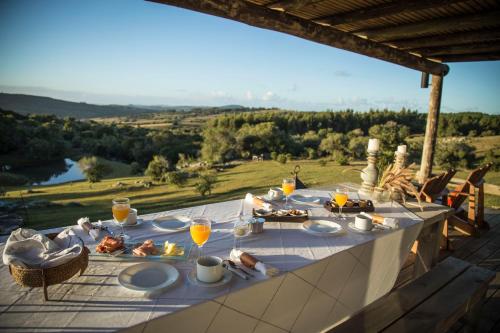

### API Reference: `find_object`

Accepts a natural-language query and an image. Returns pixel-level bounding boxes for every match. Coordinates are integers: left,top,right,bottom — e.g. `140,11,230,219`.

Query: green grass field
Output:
3,159,499,230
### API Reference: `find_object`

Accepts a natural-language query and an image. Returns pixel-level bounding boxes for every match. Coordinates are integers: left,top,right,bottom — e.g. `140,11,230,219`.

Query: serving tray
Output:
89,241,192,262
324,200,375,213
252,209,308,223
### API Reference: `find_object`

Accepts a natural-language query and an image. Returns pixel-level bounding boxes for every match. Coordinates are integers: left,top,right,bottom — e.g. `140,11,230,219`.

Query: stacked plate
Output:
118,262,179,292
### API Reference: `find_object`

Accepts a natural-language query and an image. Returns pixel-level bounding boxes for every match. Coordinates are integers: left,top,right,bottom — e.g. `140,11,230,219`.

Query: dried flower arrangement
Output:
376,163,422,211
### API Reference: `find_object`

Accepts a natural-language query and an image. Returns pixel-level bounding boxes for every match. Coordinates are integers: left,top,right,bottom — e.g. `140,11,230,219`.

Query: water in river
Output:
14,158,85,185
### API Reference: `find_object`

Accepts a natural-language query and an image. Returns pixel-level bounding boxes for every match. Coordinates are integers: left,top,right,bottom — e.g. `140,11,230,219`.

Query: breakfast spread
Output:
132,240,159,256
253,208,308,222
324,199,375,213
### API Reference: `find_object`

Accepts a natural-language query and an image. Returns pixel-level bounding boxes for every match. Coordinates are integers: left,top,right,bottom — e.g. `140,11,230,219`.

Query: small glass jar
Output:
250,217,265,234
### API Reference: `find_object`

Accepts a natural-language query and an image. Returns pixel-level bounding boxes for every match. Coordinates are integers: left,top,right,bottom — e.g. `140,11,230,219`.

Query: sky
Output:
0,0,499,114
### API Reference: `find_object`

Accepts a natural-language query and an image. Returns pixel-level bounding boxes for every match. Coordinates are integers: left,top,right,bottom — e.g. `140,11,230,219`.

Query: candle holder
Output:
394,151,407,170
359,151,379,196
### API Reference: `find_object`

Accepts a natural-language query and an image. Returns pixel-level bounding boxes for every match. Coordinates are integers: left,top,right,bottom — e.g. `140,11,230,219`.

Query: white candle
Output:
367,138,380,152
397,145,407,154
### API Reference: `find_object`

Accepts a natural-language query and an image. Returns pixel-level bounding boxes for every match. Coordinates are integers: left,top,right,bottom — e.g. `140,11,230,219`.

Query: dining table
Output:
0,188,424,333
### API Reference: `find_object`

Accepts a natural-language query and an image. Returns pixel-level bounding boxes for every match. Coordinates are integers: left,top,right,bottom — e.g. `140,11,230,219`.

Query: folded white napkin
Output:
245,193,272,210
2,228,83,269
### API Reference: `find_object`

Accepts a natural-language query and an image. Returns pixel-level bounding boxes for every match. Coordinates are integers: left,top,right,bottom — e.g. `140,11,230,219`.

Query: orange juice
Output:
190,224,211,246
335,193,348,207
112,205,130,223
282,183,295,196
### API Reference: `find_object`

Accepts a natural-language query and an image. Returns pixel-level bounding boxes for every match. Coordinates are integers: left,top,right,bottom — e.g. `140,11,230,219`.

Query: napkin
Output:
2,228,83,269
360,212,400,229
245,193,272,210
230,249,279,277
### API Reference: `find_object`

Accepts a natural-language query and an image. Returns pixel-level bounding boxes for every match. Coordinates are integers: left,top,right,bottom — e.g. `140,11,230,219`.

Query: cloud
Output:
262,91,275,101
245,90,253,100
333,70,351,77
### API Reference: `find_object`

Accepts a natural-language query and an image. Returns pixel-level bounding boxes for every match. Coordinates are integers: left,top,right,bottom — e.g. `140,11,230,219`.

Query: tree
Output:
145,155,170,182
165,171,188,187
130,162,142,175
435,139,475,169
195,173,217,196
348,136,368,160
79,156,108,183
319,133,348,157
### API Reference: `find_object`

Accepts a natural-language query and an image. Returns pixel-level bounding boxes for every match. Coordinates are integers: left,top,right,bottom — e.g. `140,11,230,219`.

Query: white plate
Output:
187,268,232,288
289,194,321,204
152,215,191,231
118,262,179,291
348,222,375,234
112,218,145,228
303,220,343,235
263,194,285,202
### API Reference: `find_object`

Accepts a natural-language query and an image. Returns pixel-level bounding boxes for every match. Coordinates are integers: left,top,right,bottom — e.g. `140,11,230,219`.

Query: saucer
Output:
348,222,375,234
187,269,232,288
114,218,145,228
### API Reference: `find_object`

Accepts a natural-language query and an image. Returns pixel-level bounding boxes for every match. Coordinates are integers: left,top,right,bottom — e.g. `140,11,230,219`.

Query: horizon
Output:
1,0,499,114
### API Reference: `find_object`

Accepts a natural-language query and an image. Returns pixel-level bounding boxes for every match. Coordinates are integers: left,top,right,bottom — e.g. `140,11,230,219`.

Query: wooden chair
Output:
446,163,492,238
418,169,456,203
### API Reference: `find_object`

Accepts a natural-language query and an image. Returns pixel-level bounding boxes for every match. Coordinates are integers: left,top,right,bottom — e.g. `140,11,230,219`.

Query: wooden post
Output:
419,74,443,184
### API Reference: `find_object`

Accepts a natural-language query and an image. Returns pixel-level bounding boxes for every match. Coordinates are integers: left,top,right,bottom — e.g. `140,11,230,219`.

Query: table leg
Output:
413,216,445,278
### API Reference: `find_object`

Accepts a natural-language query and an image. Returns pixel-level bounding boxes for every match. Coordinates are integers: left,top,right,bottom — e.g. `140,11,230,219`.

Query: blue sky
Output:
0,0,499,114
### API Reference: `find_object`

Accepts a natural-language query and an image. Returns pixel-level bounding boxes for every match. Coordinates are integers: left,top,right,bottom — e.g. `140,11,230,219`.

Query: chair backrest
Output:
449,163,492,209
419,169,456,203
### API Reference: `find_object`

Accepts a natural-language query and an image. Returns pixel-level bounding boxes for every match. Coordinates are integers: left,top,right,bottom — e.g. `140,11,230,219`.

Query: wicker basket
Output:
8,233,89,300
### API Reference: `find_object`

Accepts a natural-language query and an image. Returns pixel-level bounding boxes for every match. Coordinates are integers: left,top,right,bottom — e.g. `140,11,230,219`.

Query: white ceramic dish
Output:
303,220,343,235
152,215,191,231
187,268,232,288
289,194,321,204
348,222,376,234
263,194,285,202
118,262,179,291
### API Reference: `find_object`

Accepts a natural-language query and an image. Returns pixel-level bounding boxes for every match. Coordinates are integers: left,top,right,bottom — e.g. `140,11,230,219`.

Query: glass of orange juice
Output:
334,189,348,220
282,178,296,209
112,198,130,240
190,217,211,261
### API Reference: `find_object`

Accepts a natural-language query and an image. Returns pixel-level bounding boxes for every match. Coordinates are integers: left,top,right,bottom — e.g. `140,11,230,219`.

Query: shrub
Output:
270,152,278,160
78,156,109,183
276,154,287,164
435,139,476,169
318,159,327,167
484,151,500,171
348,136,368,160
130,162,142,175
145,155,170,182
195,173,217,196
0,172,28,186
164,171,188,187
333,150,349,166
0,187,5,197
285,153,293,162
306,147,317,160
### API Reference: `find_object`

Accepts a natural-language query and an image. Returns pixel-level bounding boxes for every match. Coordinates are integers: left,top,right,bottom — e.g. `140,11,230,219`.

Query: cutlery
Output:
226,259,254,277
222,263,248,280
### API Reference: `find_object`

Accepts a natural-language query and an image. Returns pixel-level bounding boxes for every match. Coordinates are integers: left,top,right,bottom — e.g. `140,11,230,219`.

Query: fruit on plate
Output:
163,241,185,256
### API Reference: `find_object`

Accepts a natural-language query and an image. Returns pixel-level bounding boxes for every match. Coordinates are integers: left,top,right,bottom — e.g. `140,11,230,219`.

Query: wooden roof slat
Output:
313,0,469,26
437,52,500,62
148,0,449,75
414,42,500,56
355,9,500,42
390,28,500,50
267,0,324,12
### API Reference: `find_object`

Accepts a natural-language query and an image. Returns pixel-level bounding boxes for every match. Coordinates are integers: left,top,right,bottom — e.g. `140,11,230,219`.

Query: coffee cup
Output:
268,187,284,200
197,256,223,283
354,214,373,231
125,208,138,225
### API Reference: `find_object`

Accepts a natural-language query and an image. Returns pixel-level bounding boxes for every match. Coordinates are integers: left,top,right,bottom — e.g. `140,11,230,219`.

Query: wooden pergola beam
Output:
267,0,323,12
314,0,467,27
355,10,500,42
390,29,500,50
414,42,500,57
439,53,500,62
148,0,449,76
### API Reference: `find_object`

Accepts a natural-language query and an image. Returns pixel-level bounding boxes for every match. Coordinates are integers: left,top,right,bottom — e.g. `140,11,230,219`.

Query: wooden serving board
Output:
252,209,308,223
324,200,375,213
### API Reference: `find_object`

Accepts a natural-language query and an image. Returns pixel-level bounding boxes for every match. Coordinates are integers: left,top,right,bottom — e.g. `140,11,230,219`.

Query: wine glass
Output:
282,178,296,209
334,189,348,220
190,217,211,262
112,198,131,240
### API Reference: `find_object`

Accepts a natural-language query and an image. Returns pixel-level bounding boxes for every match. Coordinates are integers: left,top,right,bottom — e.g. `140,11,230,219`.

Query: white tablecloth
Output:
0,189,423,333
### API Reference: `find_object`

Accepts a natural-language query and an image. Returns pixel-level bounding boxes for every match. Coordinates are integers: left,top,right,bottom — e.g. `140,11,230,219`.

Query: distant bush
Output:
484,151,500,171
276,154,287,164
195,173,217,196
318,159,327,167
145,155,170,182
333,150,349,166
348,136,368,160
435,139,475,169
79,156,109,183
306,147,317,160
0,172,28,186
481,130,495,137
285,153,293,162
270,152,277,160
130,162,142,175
164,171,188,187
0,187,6,197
